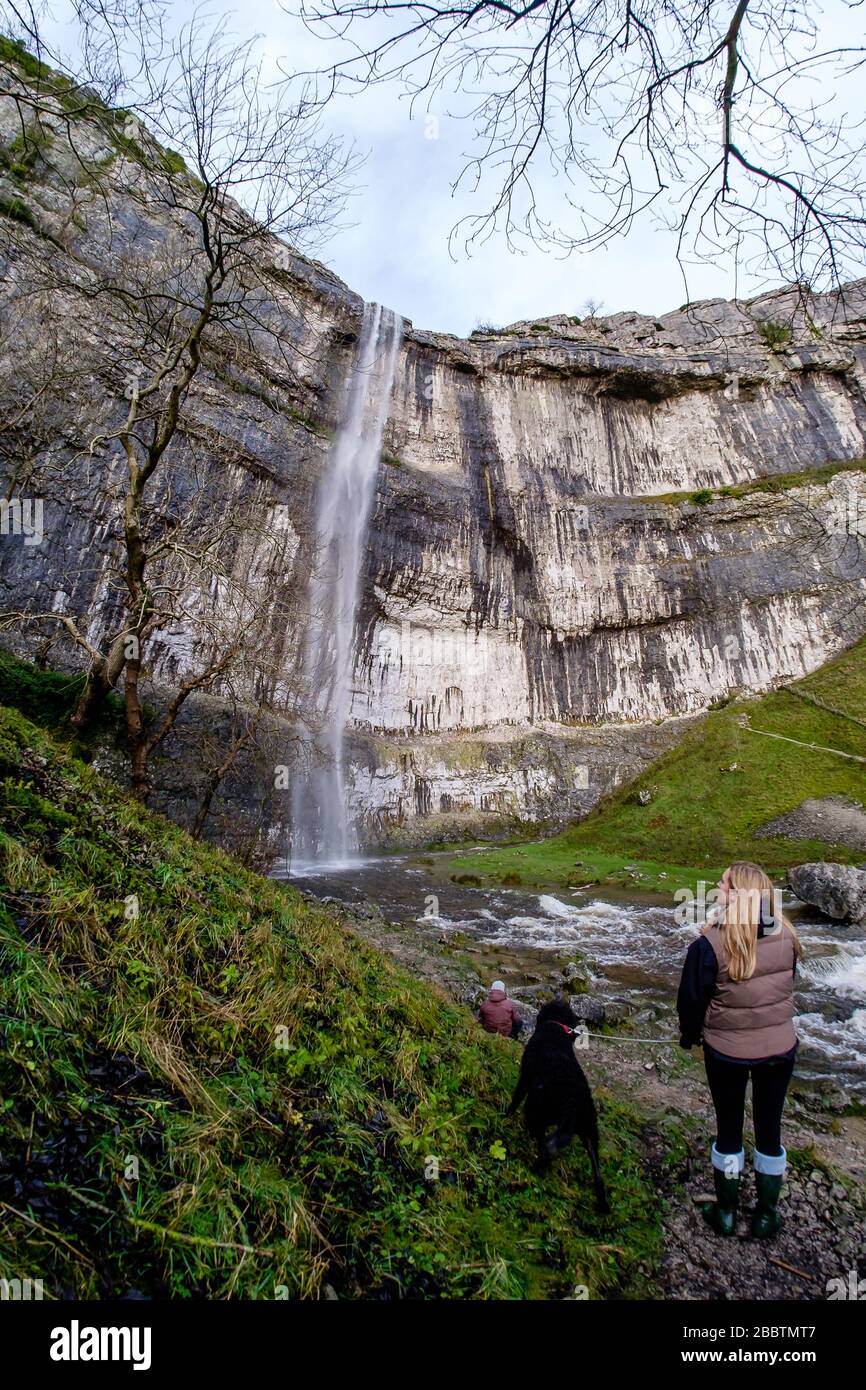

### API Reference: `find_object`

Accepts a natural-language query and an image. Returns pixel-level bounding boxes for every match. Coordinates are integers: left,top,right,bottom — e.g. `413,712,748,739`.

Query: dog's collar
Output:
553,1021,577,1037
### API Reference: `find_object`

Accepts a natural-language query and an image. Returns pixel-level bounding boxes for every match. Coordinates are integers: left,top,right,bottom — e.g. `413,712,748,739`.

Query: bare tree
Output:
191,703,263,841
0,10,351,798
291,0,866,296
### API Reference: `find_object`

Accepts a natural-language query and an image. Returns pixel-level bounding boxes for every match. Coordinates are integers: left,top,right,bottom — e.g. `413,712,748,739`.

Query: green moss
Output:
636,457,866,508
0,652,85,725
107,126,188,177
0,119,53,180
0,703,666,1299
160,147,188,176
1,37,190,179
755,318,793,350
0,651,122,737
0,192,37,227
287,407,332,440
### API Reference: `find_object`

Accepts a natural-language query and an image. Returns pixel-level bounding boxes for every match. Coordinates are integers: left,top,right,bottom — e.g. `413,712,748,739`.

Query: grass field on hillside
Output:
0,704,668,1300
446,636,866,894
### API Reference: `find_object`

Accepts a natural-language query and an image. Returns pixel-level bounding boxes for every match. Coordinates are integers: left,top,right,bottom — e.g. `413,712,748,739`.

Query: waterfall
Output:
290,302,403,869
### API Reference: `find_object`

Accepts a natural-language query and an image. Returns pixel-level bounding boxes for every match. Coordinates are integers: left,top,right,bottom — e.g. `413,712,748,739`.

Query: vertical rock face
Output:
1,75,866,853
341,295,866,844
359,300,866,730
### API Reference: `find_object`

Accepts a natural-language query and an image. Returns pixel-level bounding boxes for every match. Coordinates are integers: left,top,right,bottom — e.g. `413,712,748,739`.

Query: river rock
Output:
461,984,487,1010
561,961,589,989
787,862,866,924
568,995,606,1025
806,1078,852,1112
518,1002,538,1035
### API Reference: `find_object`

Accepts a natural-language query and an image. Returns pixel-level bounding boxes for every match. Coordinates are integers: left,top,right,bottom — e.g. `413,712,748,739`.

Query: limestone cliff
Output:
1,66,865,855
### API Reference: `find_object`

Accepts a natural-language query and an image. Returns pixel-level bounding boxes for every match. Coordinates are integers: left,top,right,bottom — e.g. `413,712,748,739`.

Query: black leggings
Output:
703,1048,795,1157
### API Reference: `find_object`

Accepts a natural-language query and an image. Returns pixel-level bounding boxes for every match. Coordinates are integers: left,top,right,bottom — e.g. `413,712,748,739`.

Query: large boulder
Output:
787,862,866,924
568,994,607,1025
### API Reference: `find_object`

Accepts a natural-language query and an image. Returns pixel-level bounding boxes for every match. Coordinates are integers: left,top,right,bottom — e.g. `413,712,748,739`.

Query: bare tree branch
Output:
286,0,866,293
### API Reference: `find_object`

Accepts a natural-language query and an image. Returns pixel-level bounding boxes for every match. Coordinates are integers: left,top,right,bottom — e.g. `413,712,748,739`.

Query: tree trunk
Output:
122,452,152,801
124,653,150,801
192,716,259,839
69,665,107,732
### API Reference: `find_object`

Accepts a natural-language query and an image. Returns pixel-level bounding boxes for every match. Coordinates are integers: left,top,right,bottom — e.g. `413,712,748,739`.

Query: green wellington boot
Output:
751,1171,784,1239
702,1165,741,1236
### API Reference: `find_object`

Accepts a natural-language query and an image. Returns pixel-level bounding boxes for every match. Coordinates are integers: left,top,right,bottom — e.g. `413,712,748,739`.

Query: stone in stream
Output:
787,862,866,924
561,960,590,990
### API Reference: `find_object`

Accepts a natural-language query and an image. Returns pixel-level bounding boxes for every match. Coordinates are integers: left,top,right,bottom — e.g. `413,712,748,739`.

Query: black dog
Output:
507,999,609,1213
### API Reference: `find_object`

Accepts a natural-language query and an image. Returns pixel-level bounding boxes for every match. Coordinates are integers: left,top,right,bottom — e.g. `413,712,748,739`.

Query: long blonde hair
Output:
718,861,802,982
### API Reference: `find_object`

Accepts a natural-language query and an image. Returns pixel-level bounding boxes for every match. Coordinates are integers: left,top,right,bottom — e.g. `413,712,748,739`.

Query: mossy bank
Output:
0,703,666,1300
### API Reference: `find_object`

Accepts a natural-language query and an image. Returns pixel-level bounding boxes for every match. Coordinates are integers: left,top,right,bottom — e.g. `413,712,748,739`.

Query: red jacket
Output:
479,988,522,1037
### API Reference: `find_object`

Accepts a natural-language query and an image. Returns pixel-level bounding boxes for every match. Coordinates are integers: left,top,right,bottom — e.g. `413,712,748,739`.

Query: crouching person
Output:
677,861,801,1239
479,980,523,1040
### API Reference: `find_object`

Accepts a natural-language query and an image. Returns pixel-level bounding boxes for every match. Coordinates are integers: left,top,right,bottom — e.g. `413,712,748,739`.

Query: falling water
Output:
290,303,402,868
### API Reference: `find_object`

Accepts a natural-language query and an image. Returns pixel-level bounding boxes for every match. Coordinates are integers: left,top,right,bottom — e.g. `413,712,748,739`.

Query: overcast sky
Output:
251,1,760,335
38,0,864,336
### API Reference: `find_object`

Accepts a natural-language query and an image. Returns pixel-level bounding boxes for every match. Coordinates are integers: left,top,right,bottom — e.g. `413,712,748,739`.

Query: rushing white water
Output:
274,856,866,1092
802,946,866,998
291,303,402,868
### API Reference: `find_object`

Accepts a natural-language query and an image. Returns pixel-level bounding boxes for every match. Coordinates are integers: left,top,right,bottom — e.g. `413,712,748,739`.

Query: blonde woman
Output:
677,862,801,1238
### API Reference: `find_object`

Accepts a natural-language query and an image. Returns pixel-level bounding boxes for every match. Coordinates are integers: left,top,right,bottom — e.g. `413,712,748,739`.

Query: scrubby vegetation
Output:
0,653,85,727
0,35,81,104
0,34,187,178
448,635,866,892
635,457,866,508
0,704,667,1299
754,318,793,350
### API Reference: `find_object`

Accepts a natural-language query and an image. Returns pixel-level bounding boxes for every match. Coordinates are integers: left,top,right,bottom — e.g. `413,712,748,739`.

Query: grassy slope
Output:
636,457,866,506
0,704,667,1300
447,635,866,893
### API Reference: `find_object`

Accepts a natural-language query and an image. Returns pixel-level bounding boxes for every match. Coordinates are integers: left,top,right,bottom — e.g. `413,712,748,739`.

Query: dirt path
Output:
586,1039,866,1301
